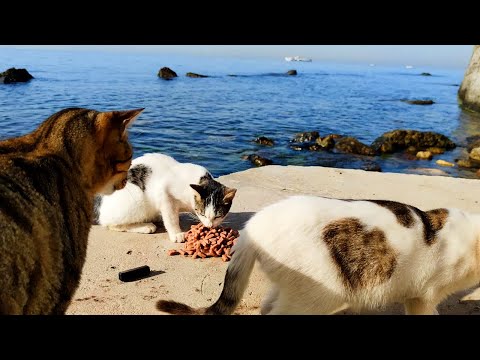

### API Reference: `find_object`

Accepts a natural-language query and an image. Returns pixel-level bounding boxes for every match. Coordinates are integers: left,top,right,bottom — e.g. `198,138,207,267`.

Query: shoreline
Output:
67,165,480,315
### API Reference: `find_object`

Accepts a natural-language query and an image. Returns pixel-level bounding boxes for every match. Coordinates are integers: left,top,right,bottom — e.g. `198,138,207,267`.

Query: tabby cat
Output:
0,107,142,314
157,195,480,315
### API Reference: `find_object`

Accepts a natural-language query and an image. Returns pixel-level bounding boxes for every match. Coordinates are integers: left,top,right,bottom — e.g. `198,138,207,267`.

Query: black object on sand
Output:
119,265,151,282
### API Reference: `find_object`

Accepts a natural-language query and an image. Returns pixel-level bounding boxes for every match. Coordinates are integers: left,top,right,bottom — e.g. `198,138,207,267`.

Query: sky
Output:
0,45,474,69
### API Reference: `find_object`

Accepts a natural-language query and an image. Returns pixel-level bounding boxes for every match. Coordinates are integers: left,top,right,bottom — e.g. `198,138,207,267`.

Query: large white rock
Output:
459,45,480,112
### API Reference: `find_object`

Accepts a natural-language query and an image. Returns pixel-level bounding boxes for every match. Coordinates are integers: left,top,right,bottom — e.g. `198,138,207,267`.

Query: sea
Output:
1,47,480,179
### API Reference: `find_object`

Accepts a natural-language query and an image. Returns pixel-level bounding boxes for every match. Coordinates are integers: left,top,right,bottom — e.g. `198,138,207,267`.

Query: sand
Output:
66,165,480,315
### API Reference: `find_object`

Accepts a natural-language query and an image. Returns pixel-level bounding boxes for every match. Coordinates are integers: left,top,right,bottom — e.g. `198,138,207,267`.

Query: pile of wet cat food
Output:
167,223,240,262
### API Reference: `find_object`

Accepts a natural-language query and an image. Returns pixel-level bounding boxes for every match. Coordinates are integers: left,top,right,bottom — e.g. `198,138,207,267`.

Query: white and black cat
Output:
93,153,237,243
157,195,480,315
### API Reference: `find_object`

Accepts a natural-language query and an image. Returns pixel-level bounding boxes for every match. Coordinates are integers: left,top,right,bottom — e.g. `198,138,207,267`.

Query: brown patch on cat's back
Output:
367,200,416,228
322,217,397,291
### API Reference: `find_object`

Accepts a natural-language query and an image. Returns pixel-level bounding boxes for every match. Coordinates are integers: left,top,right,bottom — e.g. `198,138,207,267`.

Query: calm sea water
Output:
1,48,480,178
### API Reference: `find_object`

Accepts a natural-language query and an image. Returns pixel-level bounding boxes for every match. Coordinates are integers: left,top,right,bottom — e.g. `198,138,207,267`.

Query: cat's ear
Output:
95,108,144,142
190,184,206,198
223,187,237,203
111,108,144,134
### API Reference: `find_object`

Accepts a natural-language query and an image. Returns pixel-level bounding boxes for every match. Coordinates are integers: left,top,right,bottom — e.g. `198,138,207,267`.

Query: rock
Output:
315,134,338,150
477,169,480,178
286,70,297,76
308,144,322,151
466,135,480,152
401,99,435,105
456,159,478,168
291,131,320,143
459,45,480,112
416,151,433,160
420,72,432,76
403,153,418,161
405,146,418,154
436,159,454,167
253,136,274,146
244,154,273,167
371,130,456,154
361,162,382,172
158,67,177,80
0,67,34,84
186,72,209,78
469,147,480,161
290,145,305,151
427,147,445,154
334,137,376,156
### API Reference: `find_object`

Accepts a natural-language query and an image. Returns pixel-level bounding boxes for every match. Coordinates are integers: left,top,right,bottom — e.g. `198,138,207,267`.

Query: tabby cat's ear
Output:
223,187,237,203
95,108,144,141
111,108,145,134
190,184,206,197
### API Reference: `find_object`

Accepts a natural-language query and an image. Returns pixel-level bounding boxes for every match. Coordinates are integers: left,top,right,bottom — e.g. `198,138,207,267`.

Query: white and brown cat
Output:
94,153,237,243
157,195,480,315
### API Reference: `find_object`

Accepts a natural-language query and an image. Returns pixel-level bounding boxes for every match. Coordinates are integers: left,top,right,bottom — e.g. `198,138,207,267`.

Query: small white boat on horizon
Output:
285,56,312,62
405,65,414,69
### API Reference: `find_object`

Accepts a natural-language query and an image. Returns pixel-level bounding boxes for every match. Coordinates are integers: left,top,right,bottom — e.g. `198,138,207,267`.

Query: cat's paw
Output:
138,223,157,234
170,232,185,243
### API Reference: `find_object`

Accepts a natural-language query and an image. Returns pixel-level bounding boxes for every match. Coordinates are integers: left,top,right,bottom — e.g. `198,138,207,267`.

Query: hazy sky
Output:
0,45,474,68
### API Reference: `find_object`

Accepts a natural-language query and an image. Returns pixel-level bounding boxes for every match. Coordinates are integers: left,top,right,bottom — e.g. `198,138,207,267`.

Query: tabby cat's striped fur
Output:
0,107,142,314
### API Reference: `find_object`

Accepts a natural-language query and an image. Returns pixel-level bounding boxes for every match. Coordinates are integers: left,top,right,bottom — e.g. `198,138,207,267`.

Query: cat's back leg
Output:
98,183,154,226
108,223,157,234
261,286,280,315
265,286,346,315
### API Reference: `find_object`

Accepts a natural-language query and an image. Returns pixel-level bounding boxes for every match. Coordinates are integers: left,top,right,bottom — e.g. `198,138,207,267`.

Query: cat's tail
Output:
156,231,257,315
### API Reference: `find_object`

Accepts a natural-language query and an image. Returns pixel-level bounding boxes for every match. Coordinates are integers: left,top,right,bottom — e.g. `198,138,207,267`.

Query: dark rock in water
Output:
227,74,238,77
158,67,178,80
403,153,418,161
405,146,418,154
456,159,478,169
243,154,273,167
416,151,433,160
426,147,445,154
420,72,432,76
451,84,460,87
469,147,480,162
361,162,382,172
286,70,297,76
0,68,34,84
186,72,209,78
291,131,320,143
253,136,274,146
466,135,480,152
315,134,339,150
308,144,322,151
371,130,456,154
334,137,376,156
401,99,435,105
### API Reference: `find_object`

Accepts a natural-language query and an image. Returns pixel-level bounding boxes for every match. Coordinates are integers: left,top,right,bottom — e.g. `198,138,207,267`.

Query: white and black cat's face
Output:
190,175,237,228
